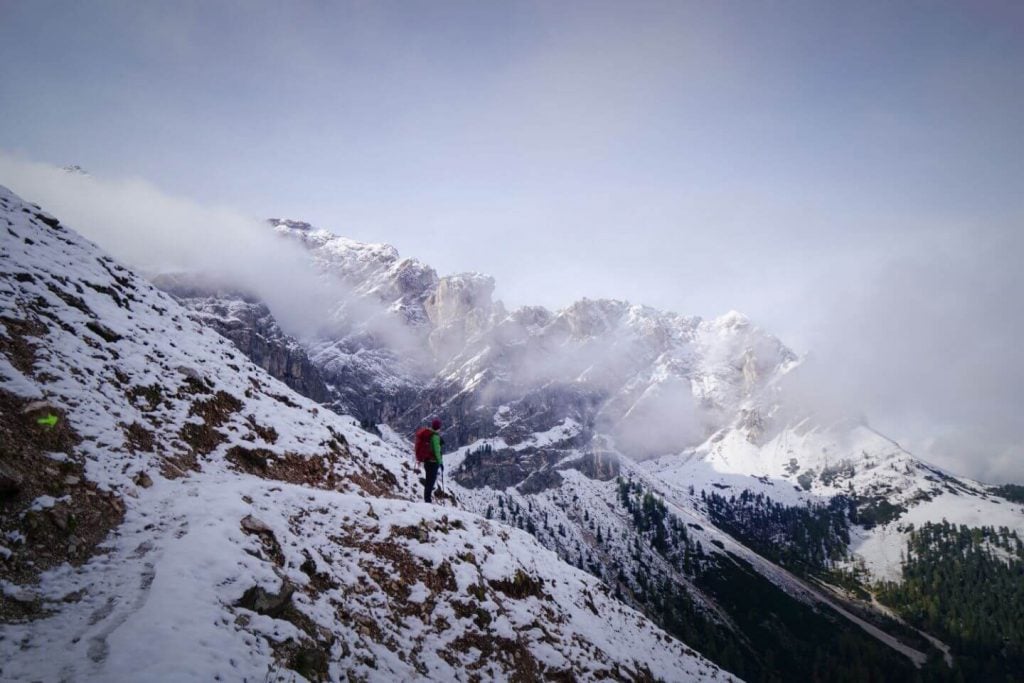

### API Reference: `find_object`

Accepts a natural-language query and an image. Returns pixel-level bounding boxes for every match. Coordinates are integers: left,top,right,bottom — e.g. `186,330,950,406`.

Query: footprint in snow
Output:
87,635,109,663
87,596,117,626
129,540,153,558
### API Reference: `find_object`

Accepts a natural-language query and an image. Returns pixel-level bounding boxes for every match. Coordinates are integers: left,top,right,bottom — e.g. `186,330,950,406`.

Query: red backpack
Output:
414,427,435,462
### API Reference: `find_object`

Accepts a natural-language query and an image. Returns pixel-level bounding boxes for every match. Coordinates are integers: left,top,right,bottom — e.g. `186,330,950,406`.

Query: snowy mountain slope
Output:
150,274,332,404
430,354,1024,680
647,415,1024,583
0,186,408,506
443,428,941,679
3,476,730,682
0,185,731,681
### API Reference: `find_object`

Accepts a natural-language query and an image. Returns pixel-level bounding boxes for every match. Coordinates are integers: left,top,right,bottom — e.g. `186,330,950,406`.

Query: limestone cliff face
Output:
424,273,502,360
202,312,330,402
385,258,440,325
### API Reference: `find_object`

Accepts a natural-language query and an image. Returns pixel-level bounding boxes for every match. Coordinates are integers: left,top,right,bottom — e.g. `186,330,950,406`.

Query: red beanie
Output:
431,419,442,430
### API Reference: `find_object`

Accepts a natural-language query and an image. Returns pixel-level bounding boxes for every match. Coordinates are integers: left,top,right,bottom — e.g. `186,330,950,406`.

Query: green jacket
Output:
430,431,443,463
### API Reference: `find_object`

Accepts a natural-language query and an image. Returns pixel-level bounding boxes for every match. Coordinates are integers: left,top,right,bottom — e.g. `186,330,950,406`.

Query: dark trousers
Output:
423,461,440,503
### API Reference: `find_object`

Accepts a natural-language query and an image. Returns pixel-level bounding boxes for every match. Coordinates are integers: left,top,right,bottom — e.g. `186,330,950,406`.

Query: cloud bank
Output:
0,154,418,355
788,222,1024,484
2,153,1021,484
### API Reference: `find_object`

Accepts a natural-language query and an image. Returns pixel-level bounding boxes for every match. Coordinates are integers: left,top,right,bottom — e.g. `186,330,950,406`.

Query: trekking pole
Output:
440,464,445,505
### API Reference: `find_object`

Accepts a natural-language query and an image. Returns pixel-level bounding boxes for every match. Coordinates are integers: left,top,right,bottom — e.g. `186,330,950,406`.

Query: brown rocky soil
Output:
0,389,124,621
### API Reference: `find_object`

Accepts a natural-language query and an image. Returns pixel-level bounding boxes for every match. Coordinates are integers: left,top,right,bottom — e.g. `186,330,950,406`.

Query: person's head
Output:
431,419,442,430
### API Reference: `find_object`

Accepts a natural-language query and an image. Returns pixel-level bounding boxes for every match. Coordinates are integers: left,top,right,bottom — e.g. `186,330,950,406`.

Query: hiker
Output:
414,418,444,503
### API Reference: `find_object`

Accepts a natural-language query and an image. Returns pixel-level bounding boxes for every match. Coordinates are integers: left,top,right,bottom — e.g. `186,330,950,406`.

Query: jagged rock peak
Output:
266,217,312,231
539,298,700,346
269,218,401,263
268,218,441,322
711,309,751,331
562,298,631,337
426,272,496,326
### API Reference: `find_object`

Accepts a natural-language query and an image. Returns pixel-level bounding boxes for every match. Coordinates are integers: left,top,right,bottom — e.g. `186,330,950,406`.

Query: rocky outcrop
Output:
152,279,332,405
155,278,427,425
270,218,439,327
455,447,566,491
561,450,620,481
424,273,502,360
517,468,565,495
308,337,424,424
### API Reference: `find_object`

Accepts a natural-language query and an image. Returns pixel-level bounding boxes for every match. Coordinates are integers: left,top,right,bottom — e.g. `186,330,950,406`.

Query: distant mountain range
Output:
3,185,1022,680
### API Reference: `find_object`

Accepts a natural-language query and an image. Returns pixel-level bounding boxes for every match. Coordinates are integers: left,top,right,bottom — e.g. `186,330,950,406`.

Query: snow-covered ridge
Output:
0,185,730,680
0,186,403,502
268,218,792,377
647,416,1024,583
270,218,439,328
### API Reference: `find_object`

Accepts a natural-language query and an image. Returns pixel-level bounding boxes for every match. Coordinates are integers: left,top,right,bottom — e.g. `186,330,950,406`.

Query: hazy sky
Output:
2,1,1022,481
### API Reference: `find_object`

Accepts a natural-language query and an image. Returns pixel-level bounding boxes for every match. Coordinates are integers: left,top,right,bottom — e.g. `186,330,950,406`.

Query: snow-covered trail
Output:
3,468,735,682
1,473,278,681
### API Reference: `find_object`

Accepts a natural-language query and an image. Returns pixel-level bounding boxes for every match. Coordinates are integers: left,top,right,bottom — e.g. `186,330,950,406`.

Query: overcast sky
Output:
1,1,1022,482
